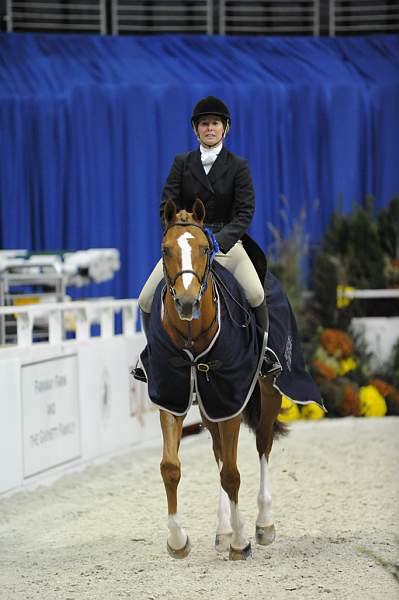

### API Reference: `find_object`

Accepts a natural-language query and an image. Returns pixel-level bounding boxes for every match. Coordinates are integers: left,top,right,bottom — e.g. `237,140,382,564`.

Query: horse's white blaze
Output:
177,231,195,290
256,455,273,527
229,501,248,550
217,461,232,534
167,513,187,550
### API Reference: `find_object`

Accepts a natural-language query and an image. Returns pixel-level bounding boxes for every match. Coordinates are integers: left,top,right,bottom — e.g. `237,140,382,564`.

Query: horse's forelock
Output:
175,210,194,223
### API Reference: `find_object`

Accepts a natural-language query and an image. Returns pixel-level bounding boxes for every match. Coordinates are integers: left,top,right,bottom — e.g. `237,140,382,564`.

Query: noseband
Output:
162,221,216,302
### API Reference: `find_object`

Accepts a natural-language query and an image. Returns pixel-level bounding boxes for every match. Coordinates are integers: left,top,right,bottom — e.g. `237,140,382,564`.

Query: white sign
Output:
22,354,81,478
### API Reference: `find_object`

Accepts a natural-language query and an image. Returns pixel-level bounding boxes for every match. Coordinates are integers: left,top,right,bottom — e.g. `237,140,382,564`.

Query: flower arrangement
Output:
307,327,399,418
268,196,399,420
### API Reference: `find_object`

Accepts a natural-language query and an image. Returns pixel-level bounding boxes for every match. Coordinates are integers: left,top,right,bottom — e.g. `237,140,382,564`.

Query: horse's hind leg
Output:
159,410,191,559
201,413,233,553
255,375,283,546
219,415,251,560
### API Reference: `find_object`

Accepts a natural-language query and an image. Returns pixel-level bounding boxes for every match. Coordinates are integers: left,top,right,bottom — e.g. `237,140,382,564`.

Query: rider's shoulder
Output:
223,146,248,165
173,150,196,162
223,147,249,169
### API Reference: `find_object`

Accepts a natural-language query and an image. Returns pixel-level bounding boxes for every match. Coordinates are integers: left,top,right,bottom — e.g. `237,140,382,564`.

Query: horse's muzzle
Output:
175,297,200,321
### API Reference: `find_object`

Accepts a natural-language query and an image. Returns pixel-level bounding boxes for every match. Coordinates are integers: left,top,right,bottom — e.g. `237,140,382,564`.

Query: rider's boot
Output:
132,310,150,383
253,299,280,377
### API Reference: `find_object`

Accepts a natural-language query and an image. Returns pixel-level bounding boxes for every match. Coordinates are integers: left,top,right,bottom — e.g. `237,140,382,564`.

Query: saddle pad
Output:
140,263,264,422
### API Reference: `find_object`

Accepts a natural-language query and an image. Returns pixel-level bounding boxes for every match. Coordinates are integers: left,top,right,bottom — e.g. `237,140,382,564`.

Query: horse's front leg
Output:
219,415,251,561
201,414,233,553
159,410,191,559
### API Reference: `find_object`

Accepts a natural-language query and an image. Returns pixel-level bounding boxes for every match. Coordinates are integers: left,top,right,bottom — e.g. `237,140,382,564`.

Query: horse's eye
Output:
202,247,209,255
162,247,170,257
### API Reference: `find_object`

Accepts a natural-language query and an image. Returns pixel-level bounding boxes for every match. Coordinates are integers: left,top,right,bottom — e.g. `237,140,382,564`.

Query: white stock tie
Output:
200,142,222,174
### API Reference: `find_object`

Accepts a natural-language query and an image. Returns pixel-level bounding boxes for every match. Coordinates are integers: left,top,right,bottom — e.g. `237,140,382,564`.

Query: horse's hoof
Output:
167,536,191,559
255,524,276,546
215,532,233,553
229,542,252,561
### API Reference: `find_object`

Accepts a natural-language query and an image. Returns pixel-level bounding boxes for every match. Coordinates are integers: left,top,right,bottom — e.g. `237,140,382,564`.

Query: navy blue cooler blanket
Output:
140,263,323,422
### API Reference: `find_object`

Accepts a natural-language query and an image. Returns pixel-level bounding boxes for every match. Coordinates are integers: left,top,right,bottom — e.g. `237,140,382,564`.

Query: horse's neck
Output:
163,277,217,354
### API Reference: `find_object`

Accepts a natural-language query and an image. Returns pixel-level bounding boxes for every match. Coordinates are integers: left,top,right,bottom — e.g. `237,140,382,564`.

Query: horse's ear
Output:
192,198,205,225
164,199,177,227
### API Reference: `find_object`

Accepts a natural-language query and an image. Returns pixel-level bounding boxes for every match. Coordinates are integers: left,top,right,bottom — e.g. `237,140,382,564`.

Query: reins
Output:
211,268,252,329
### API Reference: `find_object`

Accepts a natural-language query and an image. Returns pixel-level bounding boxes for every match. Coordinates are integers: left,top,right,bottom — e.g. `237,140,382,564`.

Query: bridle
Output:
162,221,218,349
162,221,215,303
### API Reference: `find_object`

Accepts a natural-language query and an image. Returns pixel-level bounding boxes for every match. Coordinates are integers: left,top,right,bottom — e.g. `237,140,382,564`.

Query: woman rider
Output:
137,95,270,374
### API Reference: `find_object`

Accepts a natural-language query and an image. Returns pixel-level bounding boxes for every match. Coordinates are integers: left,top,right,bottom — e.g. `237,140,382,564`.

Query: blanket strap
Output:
169,357,223,373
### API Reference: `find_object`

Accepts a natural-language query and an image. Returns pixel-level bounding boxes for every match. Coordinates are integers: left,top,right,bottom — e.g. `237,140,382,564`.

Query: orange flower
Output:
340,384,360,416
370,379,399,413
320,329,353,358
369,379,395,398
313,358,337,380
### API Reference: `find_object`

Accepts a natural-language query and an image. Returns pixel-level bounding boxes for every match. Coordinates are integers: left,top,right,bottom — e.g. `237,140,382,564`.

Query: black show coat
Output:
160,146,255,253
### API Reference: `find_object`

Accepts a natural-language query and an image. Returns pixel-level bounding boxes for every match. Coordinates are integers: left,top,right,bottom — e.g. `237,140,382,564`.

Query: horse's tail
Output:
273,418,289,438
242,388,289,439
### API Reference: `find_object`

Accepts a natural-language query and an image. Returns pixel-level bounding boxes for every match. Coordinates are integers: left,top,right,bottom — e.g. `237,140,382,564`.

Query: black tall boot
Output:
253,300,279,377
132,309,150,383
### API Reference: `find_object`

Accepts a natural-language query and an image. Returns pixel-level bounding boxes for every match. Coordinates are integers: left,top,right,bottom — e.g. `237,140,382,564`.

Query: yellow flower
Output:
359,385,387,417
278,395,301,422
301,403,325,420
336,285,356,309
338,357,357,376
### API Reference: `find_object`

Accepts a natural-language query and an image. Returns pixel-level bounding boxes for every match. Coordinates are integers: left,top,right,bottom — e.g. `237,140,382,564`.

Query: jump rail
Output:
338,289,399,299
0,299,139,348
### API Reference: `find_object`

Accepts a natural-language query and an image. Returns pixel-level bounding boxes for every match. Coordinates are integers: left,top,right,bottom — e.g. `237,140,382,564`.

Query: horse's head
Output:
162,198,212,321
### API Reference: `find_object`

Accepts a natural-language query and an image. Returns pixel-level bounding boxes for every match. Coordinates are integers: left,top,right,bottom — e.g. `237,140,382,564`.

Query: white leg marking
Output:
167,513,187,550
177,232,195,290
217,461,232,534
229,501,248,550
256,455,273,527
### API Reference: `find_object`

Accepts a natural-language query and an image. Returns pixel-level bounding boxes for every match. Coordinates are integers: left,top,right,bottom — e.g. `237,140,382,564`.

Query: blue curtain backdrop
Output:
0,33,398,299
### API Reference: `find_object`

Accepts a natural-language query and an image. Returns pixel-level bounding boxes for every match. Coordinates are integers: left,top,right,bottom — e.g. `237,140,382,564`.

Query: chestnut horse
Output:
158,198,286,561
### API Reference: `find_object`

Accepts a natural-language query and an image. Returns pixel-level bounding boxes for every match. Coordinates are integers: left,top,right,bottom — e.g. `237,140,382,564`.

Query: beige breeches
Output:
138,241,265,313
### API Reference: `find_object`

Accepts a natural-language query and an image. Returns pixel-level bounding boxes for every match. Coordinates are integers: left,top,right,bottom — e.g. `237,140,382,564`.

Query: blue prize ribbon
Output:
204,227,220,260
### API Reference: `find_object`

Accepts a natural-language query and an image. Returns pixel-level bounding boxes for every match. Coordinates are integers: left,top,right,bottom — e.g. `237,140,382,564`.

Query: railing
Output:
0,299,139,348
4,1,399,38
112,0,213,34
6,0,107,33
219,0,320,35
329,0,399,35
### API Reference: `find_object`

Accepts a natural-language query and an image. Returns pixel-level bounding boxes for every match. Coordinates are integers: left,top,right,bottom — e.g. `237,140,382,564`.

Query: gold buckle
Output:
197,363,210,373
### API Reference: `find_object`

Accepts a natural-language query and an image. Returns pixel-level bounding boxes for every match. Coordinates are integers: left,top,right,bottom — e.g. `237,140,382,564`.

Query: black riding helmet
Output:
191,96,231,130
